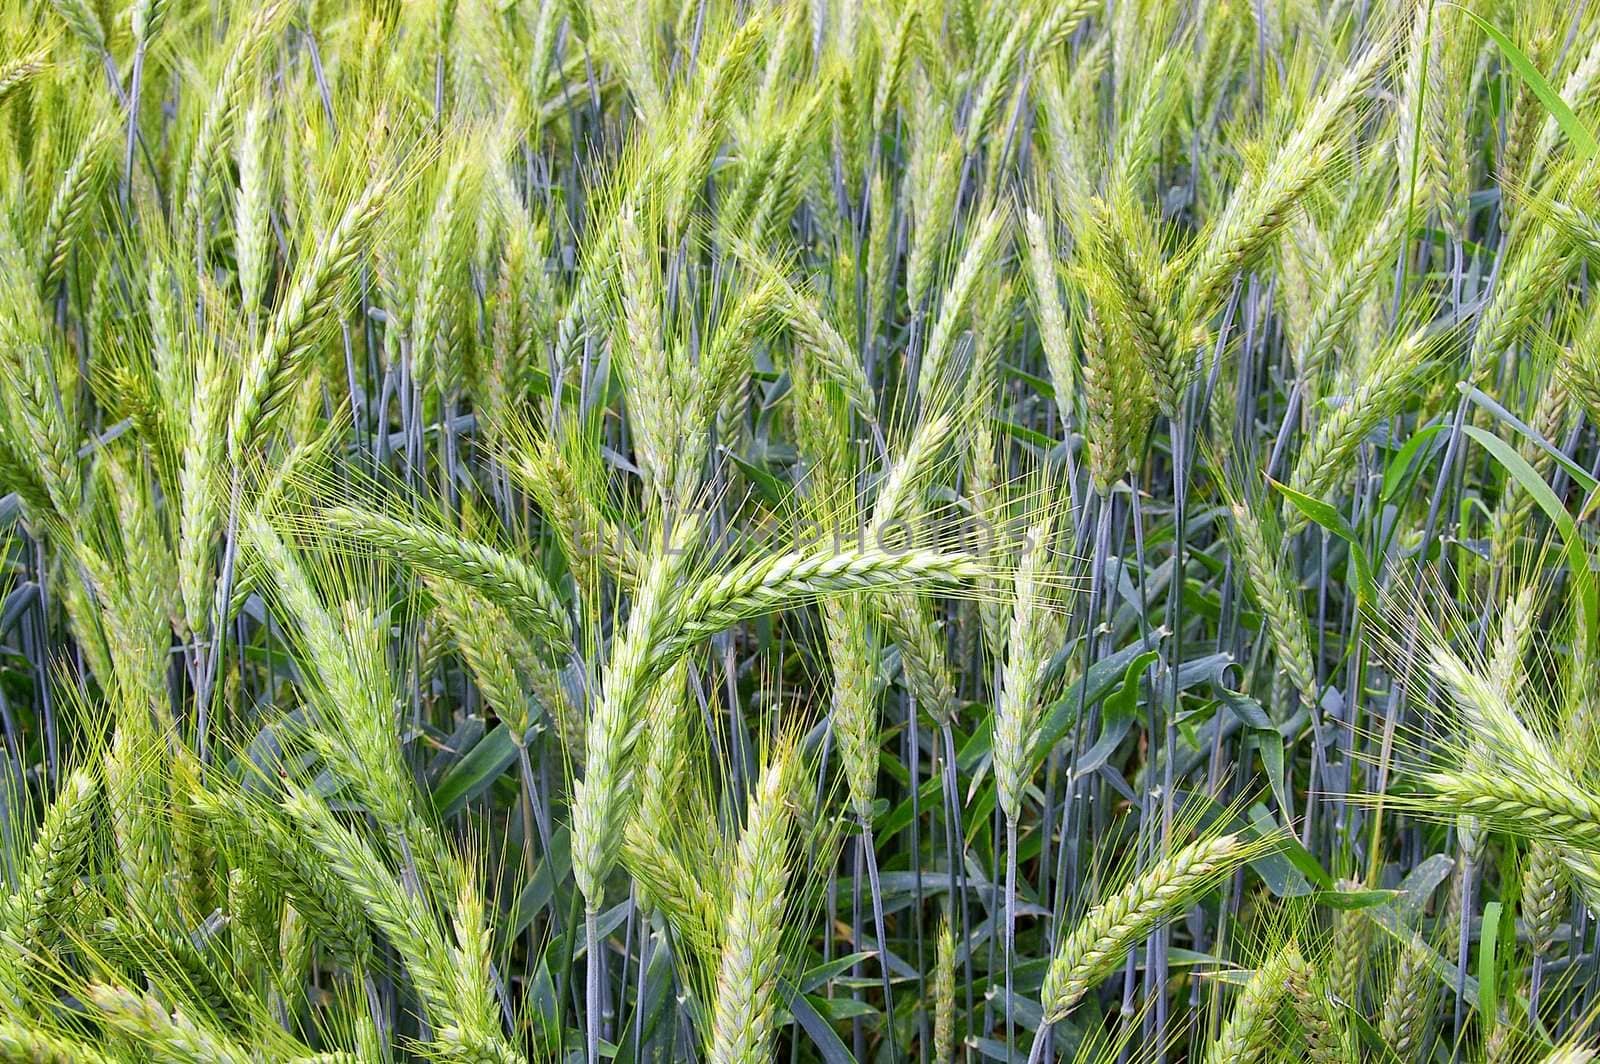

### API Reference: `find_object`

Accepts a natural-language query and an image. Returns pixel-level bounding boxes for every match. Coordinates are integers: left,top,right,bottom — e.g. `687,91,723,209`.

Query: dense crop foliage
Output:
6,0,1600,1059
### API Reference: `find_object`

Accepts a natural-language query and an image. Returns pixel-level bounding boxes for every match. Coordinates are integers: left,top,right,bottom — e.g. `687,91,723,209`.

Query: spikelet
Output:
622,662,722,949
761,259,877,423
1467,222,1571,384
1072,274,1151,495
747,88,827,246
1523,840,1566,961
1397,1,1447,218
436,867,519,1061
664,545,983,662
235,94,274,324
1554,298,1600,428
482,216,542,448
1488,585,1540,699
1023,205,1075,407
180,1,291,234
1422,643,1600,905
427,574,534,737
961,9,1033,158
680,275,779,498
507,427,636,586
1417,768,1600,850
610,200,676,503
1288,324,1436,515
227,865,275,977
0,51,51,105
967,415,1010,669
1491,356,1568,569
191,787,368,968
0,1020,114,1063
1181,39,1388,325
868,0,919,134
865,173,895,333
877,593,958,728
105,720,169,919
1036,55,1101,222
130,0,172,45
410,145,483,395
870,413,957,537
38,113,115,290
46,0,104,53
274,902,310,1023
242,516,455,903
1499,24,1558,201
823,593,882,822
1107,52,1180,199
176,335,230,640
905,110,962,314
1290,199,1406,383
0,331,80,522
1424,7,1472,241
919,207,1007,411
284,789,462,1026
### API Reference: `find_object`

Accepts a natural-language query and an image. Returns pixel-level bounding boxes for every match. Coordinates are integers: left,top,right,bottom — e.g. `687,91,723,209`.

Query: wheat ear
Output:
1041,833,1253,1021
4,770,98,958
0,1020,114,1064
876,593,958,727
1228,496,1318,709
707,744,801,1064
1377,932,1437,1060
323,506,571,654
934,912,957,1062
1204,946,1299,1064
283,790,463,1030
230,175,390,456
571,520,698,909
1283,947,1358,1064
1417,768,1600,849
994,521,1063,823
84,984,251,1064
664,546,982,663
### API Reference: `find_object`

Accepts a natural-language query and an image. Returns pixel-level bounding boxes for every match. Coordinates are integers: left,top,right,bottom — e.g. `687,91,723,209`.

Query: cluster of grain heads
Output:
12,0,1600,1059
